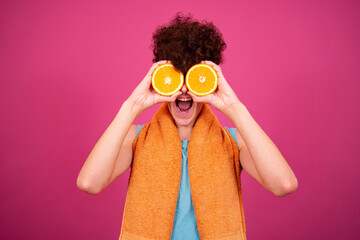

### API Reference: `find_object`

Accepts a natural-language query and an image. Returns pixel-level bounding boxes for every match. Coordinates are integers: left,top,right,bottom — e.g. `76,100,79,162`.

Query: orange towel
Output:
119,103,246,240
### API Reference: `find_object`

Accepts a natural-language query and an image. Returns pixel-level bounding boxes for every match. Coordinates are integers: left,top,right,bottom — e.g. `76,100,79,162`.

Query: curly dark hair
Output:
151,12,227,75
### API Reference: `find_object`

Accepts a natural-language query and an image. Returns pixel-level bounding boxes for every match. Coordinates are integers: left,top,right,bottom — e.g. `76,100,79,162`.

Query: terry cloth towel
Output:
119,103,246,240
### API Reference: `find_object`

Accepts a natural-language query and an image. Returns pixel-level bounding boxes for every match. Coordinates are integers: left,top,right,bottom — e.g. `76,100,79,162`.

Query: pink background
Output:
1,0,359,239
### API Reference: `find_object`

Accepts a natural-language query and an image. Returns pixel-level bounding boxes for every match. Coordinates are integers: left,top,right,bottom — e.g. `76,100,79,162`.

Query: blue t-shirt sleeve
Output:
224,126,238,147
135,124,145,138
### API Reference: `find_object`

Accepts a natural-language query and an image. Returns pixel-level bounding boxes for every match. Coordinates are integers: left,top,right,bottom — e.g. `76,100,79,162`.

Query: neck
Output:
177,125,193,140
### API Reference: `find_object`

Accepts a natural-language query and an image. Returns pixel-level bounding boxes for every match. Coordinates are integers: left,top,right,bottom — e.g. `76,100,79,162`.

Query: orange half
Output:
185,64,218,96
151,63,184,96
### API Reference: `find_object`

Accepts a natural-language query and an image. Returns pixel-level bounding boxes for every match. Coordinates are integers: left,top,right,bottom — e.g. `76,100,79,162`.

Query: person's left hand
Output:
187,60,240,116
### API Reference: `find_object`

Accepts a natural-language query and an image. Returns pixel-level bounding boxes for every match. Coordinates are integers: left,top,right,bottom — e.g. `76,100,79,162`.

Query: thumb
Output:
187,91,211,103
155,91,182,104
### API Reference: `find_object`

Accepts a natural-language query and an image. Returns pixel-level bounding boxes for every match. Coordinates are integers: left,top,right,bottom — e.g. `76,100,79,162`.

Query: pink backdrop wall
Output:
1,0,359,239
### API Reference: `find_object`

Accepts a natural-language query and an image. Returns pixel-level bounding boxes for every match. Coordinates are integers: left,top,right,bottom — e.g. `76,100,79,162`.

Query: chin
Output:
167,99,203,128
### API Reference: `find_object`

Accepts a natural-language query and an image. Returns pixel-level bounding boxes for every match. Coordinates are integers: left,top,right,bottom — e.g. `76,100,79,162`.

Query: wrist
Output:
224,99,246,122
123,98,143,119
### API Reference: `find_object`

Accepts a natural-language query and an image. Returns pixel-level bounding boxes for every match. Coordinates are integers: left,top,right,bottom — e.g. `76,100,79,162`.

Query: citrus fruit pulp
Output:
151,63,184,96
185,63,218,96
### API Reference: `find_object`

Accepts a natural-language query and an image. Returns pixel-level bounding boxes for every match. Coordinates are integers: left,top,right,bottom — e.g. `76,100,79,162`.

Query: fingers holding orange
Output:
155,91,182,104
187,90,212,103
146,60,169,79
201,60,225,81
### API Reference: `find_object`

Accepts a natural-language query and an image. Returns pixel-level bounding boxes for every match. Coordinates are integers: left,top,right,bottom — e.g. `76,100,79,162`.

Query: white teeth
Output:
177,98,192,101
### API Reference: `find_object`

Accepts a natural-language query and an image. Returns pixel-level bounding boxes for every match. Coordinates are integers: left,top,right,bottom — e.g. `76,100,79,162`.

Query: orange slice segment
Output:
185,63,218,96
151,63,184,96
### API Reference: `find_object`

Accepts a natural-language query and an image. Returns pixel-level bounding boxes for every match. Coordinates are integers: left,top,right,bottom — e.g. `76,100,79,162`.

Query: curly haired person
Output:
77,13,298,240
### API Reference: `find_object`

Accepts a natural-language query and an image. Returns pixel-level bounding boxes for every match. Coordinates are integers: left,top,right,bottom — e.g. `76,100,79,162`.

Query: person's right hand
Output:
128,60,182,113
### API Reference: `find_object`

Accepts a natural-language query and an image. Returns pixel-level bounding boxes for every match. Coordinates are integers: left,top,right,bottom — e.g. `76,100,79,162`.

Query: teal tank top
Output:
134,124,238,239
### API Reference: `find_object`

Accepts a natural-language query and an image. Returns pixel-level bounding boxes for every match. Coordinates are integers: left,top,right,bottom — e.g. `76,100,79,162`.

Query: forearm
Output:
76,99,141,194
226,100,298,195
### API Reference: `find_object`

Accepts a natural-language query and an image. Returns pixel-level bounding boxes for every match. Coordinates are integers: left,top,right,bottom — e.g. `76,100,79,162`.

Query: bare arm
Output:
76,60,181,195
229,101,298,197
76,100,140,194
187,60,298,197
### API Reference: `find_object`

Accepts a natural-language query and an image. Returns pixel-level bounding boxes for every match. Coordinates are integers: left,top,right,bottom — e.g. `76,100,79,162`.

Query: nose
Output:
180,82,188,94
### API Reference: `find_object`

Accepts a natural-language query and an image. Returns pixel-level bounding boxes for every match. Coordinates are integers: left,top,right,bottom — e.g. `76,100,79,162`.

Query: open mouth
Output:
175,96,193,113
